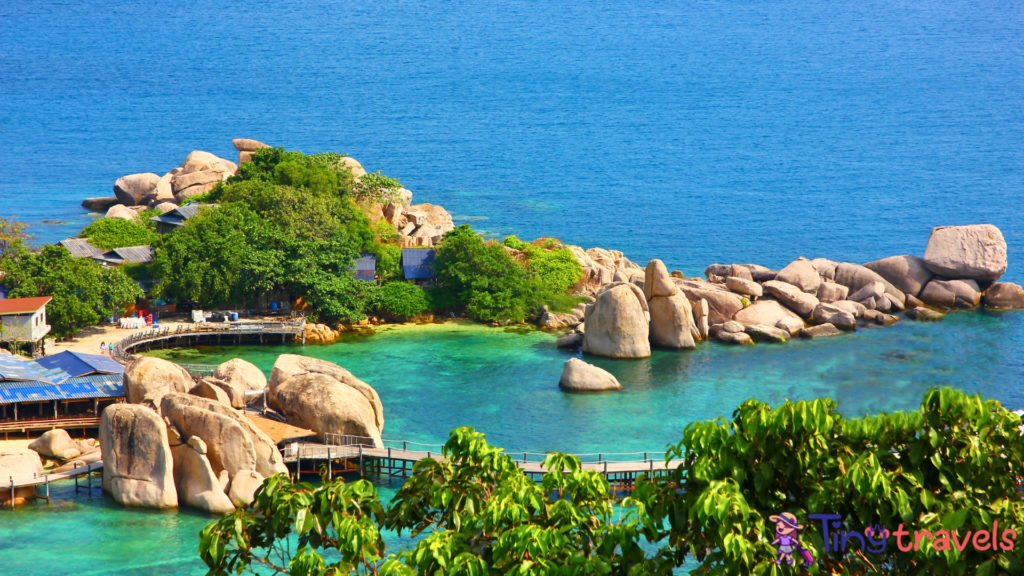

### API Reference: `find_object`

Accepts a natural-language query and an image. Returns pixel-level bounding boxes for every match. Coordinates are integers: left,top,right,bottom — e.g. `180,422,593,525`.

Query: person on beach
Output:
99,341,106,356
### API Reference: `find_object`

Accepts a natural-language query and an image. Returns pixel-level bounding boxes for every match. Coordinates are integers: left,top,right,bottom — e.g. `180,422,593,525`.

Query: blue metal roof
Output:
36,351,124,381
402,248,436,280
353,253,376,281
0,354,68,383
0,374,123,404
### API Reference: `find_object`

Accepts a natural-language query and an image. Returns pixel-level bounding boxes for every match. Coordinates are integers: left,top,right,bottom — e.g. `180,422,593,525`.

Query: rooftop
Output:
57,238,104,259
0,296,52,315
36,351,124,381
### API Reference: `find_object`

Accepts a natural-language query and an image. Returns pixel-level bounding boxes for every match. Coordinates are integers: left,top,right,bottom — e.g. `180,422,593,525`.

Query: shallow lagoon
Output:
3,314,1023,573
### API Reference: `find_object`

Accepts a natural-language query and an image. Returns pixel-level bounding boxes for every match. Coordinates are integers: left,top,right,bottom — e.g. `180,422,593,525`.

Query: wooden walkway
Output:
112,319,306,363
284,438,679,492
3,461,103,507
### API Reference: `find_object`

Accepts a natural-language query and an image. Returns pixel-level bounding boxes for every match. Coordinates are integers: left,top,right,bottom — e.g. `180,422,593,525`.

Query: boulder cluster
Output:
100,354,384,513
84,149,242,219
557,224,1020,359
380,199,455,247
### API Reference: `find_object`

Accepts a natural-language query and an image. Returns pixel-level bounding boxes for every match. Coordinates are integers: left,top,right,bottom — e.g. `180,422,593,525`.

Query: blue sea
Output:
1,0,1023,573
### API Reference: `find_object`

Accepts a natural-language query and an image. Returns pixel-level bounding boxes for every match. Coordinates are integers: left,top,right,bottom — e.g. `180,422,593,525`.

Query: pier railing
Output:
112,320,305,364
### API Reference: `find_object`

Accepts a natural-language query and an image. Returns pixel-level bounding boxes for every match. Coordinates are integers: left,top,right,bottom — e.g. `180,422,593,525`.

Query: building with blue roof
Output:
353,253,377,282
401,248,436,284
0,352,125,438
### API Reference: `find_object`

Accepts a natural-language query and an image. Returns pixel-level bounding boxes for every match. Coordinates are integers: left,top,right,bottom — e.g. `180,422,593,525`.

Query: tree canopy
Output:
199,388,1024,576
80,217,158,250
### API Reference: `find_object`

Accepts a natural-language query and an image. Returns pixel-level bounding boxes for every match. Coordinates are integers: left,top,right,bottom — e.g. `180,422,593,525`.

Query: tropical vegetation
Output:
199,388,1024,576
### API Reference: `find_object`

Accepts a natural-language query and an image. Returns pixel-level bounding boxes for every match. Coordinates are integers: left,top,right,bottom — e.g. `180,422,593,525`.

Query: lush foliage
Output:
0,245,143,337
200,428,648,576
151,203,285,308
231,147,357,196
353,171,403,206
0,216,33,257
632,387,1024,576
433,226,583,321
366,281,430,319
80,217,158,250
199,389,1024,576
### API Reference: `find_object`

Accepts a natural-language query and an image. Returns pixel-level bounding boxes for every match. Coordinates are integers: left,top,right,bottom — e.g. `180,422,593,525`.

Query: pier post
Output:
358,445,363,477
603,461,607,478
328,447,332,481
87,465,92,492
296,450,301,482
45,475,49,503
10,477,13,508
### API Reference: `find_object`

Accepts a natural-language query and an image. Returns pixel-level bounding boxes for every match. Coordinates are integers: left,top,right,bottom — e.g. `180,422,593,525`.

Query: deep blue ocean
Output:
1,1,1023,572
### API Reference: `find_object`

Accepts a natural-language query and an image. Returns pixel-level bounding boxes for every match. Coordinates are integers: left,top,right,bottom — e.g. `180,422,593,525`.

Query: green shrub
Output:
372,243,403,282
352,171,402,205
373,220,401,244
80,218,158,250
501,235,529,250
433,225,531,321
367,282,430,319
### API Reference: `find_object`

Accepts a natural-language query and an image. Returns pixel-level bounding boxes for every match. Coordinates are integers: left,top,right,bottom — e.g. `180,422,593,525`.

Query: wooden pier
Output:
2,461,102,507
112,319,306,363
284,437,679,492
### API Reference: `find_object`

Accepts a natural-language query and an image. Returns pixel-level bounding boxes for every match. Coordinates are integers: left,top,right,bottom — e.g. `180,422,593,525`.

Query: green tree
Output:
80,218,158,250
432,224,531,322
151,204,284,308
366,282,430,319
0,245,141,337
199,428,648,576
352,171,402,206
0,216,33,257
632,387,1024,576
282,233,367,323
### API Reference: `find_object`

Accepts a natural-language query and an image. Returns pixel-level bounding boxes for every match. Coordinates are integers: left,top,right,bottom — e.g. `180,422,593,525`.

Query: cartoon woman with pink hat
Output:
770,512,814,566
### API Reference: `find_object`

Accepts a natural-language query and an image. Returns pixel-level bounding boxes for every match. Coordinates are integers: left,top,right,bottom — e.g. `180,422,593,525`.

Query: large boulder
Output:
692,298,710,341
799,324,843,339
558,358,622,392
907,306,944,321
815,282,849,303
810,303,856,330
984,282,1024,309
716,331,753,345
105,204,138,221
100,404,177,509
272,373,384,447
0,448,44,506
114,173,161,206
644,259,677,300
830,300,866,318
228,470,265,507
732,299,802,328
726,276,762,297
848,281,886,303
763,281,820,318
775,257,821,293
123,356,193,411
582,284,651,358
161,393,285,478
745,324,788,343
178,151,237,176
923,224,1007,283
339,156,367,178
407,203,455,236
810,258,839,281
28,429,81,460
775,316,805,336
863,255,934,298
919,279,982,309
169,440,235,514
834,263,906,307
675,279,746,325
269,355,384,435
190,378,240,408
163,402,256,479
232,138,271,152
171,170,223,202
648,291,696,350
82,197,120,211
214,358,267,401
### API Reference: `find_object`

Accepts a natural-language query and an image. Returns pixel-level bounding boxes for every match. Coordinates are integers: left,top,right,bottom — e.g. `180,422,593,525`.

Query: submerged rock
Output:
799,324,843,339
906,307,944,321
984,282,1024,309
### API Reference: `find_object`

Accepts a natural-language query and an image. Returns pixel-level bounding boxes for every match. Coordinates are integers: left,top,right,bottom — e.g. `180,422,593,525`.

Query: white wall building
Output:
0,296,53,356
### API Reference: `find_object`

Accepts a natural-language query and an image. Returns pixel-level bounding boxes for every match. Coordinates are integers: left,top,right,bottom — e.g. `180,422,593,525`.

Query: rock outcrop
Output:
920,279,982,309
815,282,849,303
123,356,193,412
558,358,622,392
228,470,265,507
105,204,139,221
775,257,821,293
863,255,934,297
160,393,286,479
28,429,81,460
726,276,762,297
811,303,856,331
269,356,385,447
834,263,906,307
923,224,1007,283
645,260,695,350
170,441,235,514
114,173,161,206
190,378,235,407
0,448,44,506
763,281,820,318
810,258,839,281
582,284,651,358
732,300,802,328
675,280,745,325
984,282,1024,309
100,404,177,509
